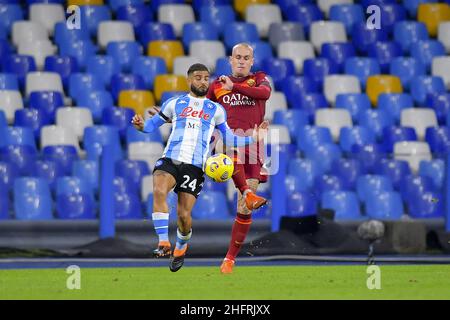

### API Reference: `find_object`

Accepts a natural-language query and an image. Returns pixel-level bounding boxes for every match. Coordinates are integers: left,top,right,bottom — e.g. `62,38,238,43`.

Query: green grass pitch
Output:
1,265,450,300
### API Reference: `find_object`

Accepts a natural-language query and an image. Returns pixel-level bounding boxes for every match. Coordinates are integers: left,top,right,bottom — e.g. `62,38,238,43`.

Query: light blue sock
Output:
175,228,192,251
152,212,169,243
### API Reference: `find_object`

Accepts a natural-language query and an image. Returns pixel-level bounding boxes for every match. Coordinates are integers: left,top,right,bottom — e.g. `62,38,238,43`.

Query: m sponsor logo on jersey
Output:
179,107,210,120
222,93,256,107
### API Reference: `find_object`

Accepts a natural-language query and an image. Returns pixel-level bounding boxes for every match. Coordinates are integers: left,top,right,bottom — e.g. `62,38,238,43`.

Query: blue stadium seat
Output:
83,125,123,162
399,175,435,200
335,93,371,122
0,73,18,90
297,125,333,153
344,57,380,88
339,126,376,153
69,73,104,103
110,0,144,11
115,159,150,193
279,76,318,107
285,174,310,193
78,90,114,123
410,76,446,106
116,4,153,29
214,57,232,77
407,191,444,218
286,4,323,35
249,41,273,72
377,93,414,124
393,21,429,53
352,22,388,53
80,5,112,37
0,4,23,33
358,109,394,139
374,159,411,189
329,4,365,34
0,126,36,150
321,191,363,220
28,91,64,123
0,40,11,62
131,56,167,89
0,160,18,191
56,176,95,219
56,176,93,198
0,110,5,127
14,177,53,220
106,41,142,73
113,176,142,219
294,93,327,121
389,57,426,90
0,188,9,219
305,143,342,173
150,0,183,12
356,174,393,203
273,109,309,143
382,126,418,153
42,145,79,175
403,0,434,18
102,106,134,139
287,158,321,190
419,159,445,190
192,191,230,219
32,160,63,191
425,126,450,155
182,22,219,51
320,42,356,72
137,22,176,46
192,0,231,15
286,191,317,217
352,143,386,173
367,41,402,73
410,40,446,72
72,160,99,193
426,93,450,124
110,73,146,101
376,3,407,34
366,191,404,220
303,58,338,89
262,58,296,90
86,55,121,88
54,21,90,47
0,145,36,175
2,55,37,88
360,0,396,9
126,125,162,144
331,158,365,189
14,108,50,139
224,22,259,52
59,40,97,70
314,174,345,195
44,55,79,89
200,5,236,36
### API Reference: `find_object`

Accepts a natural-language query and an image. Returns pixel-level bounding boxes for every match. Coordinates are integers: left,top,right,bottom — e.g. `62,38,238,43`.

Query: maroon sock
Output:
232,153,249,194
225,213,252,261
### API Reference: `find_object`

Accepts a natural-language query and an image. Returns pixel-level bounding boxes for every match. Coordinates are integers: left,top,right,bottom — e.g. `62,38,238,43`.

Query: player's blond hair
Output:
231,43,254,57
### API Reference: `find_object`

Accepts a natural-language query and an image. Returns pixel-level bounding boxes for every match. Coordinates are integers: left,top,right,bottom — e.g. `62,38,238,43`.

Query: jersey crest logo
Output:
247,78,256,87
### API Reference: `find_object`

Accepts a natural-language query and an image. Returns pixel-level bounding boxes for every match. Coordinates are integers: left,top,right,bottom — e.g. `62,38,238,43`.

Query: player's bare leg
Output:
169,192,196,272
152,170,176,258
221,178,259,274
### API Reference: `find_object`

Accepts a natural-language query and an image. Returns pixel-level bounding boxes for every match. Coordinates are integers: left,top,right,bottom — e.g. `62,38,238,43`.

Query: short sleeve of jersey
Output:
160,97,176,119
214,103,227,125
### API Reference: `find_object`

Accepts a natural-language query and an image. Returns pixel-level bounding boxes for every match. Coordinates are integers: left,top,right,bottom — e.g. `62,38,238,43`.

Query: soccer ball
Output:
204,153,234,182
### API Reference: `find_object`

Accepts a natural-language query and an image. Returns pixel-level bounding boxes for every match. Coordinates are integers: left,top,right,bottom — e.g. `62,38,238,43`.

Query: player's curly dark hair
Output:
187,63,210,76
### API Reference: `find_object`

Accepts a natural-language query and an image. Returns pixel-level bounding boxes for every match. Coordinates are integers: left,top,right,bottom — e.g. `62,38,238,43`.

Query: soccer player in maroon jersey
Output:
206,43,271,274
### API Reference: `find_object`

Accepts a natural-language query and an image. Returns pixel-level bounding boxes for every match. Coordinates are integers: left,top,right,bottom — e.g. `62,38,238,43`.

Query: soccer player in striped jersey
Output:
132,63,268,272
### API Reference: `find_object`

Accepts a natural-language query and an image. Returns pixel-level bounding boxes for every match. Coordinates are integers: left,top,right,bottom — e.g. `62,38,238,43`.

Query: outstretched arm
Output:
131,112,167,133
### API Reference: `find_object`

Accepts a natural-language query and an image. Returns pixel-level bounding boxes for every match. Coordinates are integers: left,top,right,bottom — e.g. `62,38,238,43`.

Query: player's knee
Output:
153,187,168,201
177,208,191,221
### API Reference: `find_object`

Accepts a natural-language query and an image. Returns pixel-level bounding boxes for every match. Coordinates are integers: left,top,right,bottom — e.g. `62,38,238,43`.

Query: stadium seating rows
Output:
0,0,449,221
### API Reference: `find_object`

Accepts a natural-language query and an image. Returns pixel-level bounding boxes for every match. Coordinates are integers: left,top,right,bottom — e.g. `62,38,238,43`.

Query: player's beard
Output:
191,84,208,97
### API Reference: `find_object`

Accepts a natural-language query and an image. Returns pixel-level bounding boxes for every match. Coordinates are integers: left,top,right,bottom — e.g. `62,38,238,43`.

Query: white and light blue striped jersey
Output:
159,94,227,168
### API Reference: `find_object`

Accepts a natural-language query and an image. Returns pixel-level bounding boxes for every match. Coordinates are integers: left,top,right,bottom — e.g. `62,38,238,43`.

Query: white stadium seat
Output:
158,4,195,38
318,0,354,17
97,21,135,50
141,175,154,202
438,22,450,53
56,107,94,141
324,75,361,106
315,108,353,141
29,4,65,36
394,141,432,173
265,91,288,121
12,21,48,47
310,21,347,53
265,124,291,145
278,41,315,74
400,108,438,141
18,40,57,70
25,72,64,97
40,125,80,151
128,142,165,171
173,56,202,76
0,90,24,124
431,56,450,90
189,40,226,72
245,4,282,38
